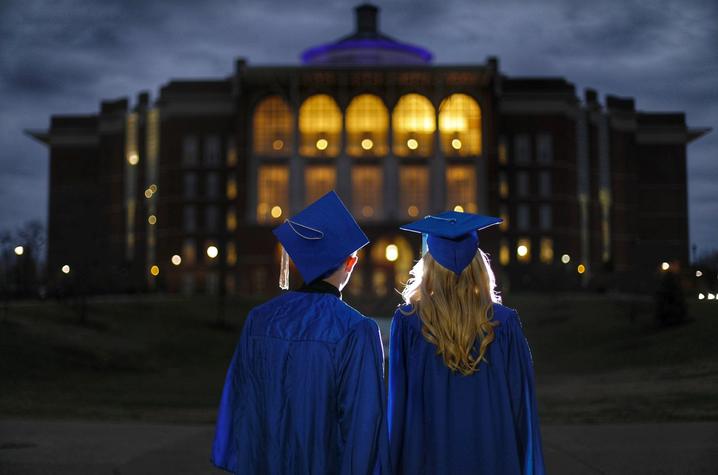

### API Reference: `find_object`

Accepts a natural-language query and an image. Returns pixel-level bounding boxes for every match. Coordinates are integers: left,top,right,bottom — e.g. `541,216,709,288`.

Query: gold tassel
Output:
279,245,290,290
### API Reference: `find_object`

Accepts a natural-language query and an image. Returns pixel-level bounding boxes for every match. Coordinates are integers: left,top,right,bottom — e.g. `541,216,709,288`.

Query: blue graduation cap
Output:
400,211,502,275
273,191,369,288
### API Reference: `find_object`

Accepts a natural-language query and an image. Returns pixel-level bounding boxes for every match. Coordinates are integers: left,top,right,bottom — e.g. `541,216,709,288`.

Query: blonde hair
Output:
400,249,501,375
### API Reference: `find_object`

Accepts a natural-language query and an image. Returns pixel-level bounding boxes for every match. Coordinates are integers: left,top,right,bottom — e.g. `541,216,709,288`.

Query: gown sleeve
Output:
387,309,408,474
211,313,252,473
336,318,391,475
505,310,546,475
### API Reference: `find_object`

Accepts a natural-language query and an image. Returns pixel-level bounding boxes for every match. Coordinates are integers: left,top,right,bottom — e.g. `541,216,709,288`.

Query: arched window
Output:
439,93,481,156
253,96,293,157
346,94,388,157
299,94,342,157
392,94,435,157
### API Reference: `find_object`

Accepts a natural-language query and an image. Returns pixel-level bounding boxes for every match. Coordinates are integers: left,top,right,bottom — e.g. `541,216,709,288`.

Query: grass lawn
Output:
0,292,716,424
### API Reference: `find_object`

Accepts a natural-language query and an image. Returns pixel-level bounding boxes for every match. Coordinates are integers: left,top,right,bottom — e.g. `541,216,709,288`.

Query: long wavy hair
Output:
400,248,501,375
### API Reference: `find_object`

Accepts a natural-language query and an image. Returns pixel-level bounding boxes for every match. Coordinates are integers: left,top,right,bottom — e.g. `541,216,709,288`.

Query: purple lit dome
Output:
301,4,433,66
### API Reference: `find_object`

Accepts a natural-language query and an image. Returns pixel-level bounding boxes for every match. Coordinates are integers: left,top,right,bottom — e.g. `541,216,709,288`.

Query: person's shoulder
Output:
391,303,420,331
491,302,521,327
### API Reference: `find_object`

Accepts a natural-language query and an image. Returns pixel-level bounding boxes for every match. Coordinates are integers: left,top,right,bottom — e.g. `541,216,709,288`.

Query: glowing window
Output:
499,239,510,265
393,94,435,157
346,94,388,157
399,166,429,218
257,165,289,223
182,238,196,265
226,206,237,232
305,166,336,205
253,96,293,157
498,136,508,165
352,166,383,221
499,171,509,199
226,176,238,200
540,237,554,263
446,165,477,212
439,93,482,156
499,204,509,231
226,137,238,166
226,241,237,266
299,94,341,157
517,237,531,263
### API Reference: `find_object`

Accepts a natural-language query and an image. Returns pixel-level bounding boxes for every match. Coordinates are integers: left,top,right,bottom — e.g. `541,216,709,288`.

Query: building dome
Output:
301,4,433,66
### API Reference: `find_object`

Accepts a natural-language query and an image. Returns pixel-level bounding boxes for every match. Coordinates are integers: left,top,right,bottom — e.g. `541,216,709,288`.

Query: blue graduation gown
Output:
212,286,391,475
388,303,545,475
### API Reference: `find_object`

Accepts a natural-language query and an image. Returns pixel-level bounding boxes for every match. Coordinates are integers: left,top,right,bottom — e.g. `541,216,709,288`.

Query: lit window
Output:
498,136,508,165
182,135,199,167
499,239,510,265
439,93,481,156
540,238,554,263
393,94,435,157
346,94,388,157
226,207,237,232
253,96,293,157
539,205,552,231
499,205,509,231
514,134,531,163
536,133,553,163
226,137,238,166
499,171,509,199
516,171,530,197
372,269,388,297
183,173,197,199
299,94,341,157
183,205,196,232
204,135,222,167
446,165,477,212
400,166,429,219
257,165,289,223
305,166,336,205
226,241,237,266
226,176,238,200
517,237,531,263
352,166,382,221
517,205,530,230
182,238,196,265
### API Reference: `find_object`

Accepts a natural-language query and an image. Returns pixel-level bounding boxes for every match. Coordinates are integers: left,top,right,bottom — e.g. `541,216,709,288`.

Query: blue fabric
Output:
273,191,369,284
211,290,391,475
388,303,546,475
400,211,502,275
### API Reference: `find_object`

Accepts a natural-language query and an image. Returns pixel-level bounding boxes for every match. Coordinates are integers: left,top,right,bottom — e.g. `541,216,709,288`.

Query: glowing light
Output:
696,270,703,277
128,153,139,165
150,265,160,276
270,206,283,218
451,138,462,150
407,138,419,150
272,139,284,151
385,244,399,262
517,245,528,257
561,254,571,264
206,245,219,259
362,206,374,218
661,262,670,271
361,138,374,150
144,189,153,199
698,293,705,300
171,254,182,266
439,115,468,132
577,264,586,275
14,246,23,256
407,205,419,217
148,215,157,225
453,205,464,212
61,265,71,274
257,203,269,217
149,184,158,193
708,293,716,301
316,138,329,151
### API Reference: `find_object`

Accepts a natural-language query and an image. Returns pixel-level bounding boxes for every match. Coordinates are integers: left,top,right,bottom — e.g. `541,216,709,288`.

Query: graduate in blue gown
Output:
212,191,391,474
388,211,545,475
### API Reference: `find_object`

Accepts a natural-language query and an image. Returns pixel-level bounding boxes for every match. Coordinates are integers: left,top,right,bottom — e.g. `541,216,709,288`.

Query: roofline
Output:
688,127,712,143
25,129,50,145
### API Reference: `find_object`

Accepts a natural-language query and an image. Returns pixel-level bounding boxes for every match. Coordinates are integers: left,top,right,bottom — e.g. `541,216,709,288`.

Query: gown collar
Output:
297,279,342,299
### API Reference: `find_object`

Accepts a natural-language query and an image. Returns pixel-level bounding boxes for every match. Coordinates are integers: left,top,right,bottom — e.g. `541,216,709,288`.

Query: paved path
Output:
1,419,716,474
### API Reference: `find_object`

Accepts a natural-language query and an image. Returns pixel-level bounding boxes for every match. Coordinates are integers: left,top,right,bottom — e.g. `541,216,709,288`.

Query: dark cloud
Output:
1,0,716,254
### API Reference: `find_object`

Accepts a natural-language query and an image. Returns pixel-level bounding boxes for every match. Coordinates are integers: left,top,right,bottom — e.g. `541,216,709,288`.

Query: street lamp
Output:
14,246,23,256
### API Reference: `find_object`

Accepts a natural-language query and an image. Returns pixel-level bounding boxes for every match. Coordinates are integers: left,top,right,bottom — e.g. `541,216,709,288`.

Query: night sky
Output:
1,0,716,258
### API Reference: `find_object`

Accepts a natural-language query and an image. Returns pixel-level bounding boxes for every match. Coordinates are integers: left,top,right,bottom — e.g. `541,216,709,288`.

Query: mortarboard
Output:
400,211,502,275
273,191,369,288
